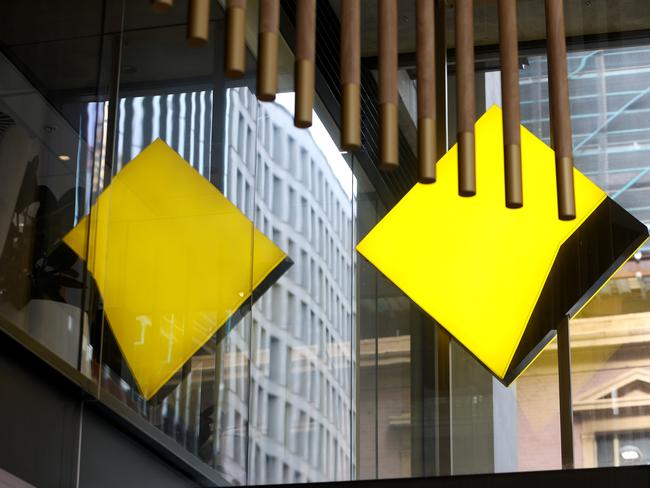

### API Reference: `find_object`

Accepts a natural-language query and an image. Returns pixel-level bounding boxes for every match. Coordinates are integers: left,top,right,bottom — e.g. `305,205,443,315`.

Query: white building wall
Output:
222,87,354,484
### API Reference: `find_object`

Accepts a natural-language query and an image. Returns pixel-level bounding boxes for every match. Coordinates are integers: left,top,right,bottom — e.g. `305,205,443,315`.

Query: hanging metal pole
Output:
557,315,574,469
455,0,476,196
187,0,210,47
257,0,280,100
416,0,436,183
498,0,523,208
340,0,361,151
295,0,317,128
378,0,399,170
225,0,247,77
545,0,576,220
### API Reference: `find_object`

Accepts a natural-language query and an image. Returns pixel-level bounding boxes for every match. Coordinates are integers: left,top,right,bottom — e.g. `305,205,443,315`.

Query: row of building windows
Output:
222,87,355,483
251,316,353,401
232,100,352,243
256,281,352,350
228,150,353,297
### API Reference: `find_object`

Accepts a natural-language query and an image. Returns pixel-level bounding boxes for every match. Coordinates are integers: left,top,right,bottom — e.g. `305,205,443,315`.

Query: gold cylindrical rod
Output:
545,0,576,220
151,0,173,12
455,0,476,196
417,0,436,183
378,0,399,170
498,0,523,208
187,0,210,47
226,0,247,77
295,0,317,128
341,0,361,151
258,0,280,100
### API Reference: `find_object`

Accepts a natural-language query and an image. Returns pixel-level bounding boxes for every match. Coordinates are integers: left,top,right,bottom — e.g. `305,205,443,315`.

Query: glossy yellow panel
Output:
64,139,287,399
356,106,606,380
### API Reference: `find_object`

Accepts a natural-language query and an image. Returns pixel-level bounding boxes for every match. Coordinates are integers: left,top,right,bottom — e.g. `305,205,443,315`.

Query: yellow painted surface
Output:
356,106,606,380
64,139,287,399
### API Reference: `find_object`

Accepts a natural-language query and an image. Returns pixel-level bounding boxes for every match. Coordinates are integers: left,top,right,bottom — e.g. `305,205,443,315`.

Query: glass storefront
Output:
1,0,650,485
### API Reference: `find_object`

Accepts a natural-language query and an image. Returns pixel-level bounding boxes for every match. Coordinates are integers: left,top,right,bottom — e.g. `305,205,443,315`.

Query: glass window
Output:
3,0,650,485
0,0,114,377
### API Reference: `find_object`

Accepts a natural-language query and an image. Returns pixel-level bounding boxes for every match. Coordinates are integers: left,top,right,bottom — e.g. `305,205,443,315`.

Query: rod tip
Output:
187,37,208,48
225,68,245,79
257,93,276,103
506,201,523,209
379,161,399,172
295,119,312,129
150,0,173,13
341,142,361,153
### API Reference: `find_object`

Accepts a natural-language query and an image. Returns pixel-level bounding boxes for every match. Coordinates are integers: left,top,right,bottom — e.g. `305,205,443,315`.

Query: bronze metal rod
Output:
257,0,280,100
455,0,476,196
498,0,523,208
557,315,575,469
151,0,173,12
378,0,399,170
341,0,361,151
187,0,210,47
295,0,317,128
225,0,247,78
416,0,436,183
545,0,576,220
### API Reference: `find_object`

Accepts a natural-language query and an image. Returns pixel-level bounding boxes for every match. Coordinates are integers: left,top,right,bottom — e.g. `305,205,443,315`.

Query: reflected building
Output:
515,46,650,470
114,86,355,484
222,87,355,484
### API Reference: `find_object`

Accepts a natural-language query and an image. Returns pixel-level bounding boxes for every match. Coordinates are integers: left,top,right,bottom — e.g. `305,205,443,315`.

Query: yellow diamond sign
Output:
64,139,289,399
357,106,648,384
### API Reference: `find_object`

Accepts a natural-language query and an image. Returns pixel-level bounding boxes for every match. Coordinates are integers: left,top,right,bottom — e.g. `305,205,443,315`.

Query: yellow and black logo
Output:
65,140,290,399
357,106,648,385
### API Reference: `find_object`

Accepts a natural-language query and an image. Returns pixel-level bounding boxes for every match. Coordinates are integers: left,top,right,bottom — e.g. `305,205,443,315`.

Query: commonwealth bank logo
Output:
357,106,648,384
64,139,290,399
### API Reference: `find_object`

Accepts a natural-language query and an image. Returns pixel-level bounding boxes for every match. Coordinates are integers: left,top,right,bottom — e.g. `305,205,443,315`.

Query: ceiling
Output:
2,0,650,95
328,0,650,57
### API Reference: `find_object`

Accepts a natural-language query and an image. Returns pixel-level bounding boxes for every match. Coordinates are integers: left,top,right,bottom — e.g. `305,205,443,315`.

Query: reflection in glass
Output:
228,88,355,484
515,45,650,471
94,80,356,484
0,50,100,374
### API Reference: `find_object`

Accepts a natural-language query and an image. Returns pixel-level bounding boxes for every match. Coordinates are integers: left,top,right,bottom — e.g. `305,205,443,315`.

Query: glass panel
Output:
94,3,256,483
478,64,564,473
0,0,114,379
246,89,355,484
514,42,650,471
4,0,650,483
564,45,650,471
90,2,357,485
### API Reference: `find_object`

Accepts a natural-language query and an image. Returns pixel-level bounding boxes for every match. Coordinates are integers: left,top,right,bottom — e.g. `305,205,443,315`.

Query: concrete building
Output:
216,87,355,484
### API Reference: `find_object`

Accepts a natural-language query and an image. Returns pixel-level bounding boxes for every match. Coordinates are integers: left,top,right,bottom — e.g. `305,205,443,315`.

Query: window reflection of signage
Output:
64,139,290,399
357,107,649,385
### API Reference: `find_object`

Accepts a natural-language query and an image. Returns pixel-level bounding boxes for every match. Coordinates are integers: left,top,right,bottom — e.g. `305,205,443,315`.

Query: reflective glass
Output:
0,0,114,378
2,0,650,484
